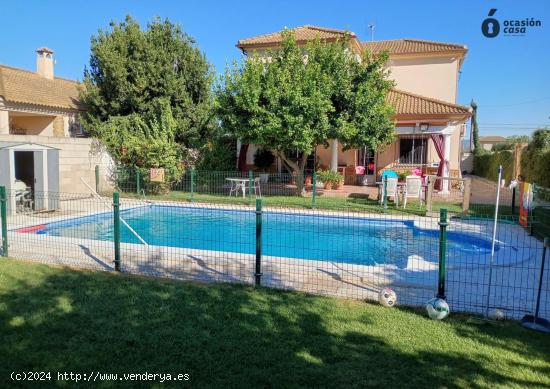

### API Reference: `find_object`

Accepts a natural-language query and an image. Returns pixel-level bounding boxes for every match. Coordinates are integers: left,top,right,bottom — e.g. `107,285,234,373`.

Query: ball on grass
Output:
378,288,397,307
489,308,506,321
426,298,450,320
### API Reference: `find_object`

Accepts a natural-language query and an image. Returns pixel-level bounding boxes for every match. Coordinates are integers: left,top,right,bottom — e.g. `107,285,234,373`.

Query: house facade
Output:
479,136,507,151
0,48,111,202
235,26,471,188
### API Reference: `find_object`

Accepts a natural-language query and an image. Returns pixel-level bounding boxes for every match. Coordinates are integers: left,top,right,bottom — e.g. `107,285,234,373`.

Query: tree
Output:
95,99,184,191
470,100,482,155
217,30,395,193
520,128,550,186
80,16,214,168
492,135,530,151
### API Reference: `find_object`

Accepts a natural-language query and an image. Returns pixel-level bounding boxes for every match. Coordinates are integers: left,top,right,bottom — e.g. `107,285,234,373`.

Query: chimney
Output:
36,47,54,79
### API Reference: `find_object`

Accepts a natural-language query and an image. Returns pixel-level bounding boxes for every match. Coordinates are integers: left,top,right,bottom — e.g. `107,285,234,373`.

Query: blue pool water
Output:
27,205,497,267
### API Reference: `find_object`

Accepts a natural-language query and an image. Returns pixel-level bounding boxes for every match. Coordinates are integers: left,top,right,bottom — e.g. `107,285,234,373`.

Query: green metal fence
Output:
111,168,534,221
0,185,548,321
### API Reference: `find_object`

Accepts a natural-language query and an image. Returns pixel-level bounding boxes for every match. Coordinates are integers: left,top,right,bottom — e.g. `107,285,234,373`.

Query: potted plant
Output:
317,170,333,190
253,149,275,183
334,172,344,190
317,170,343,190
398,170,411,182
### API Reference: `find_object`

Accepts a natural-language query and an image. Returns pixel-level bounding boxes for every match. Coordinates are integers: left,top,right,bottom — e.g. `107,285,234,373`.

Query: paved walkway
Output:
3,197,547,320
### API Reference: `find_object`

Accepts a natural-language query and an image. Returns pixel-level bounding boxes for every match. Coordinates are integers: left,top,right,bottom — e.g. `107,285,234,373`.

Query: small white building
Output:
0,47,112,211
0,142,59,214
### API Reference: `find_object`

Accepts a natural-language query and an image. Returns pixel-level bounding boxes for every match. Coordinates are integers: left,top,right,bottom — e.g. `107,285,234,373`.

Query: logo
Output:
482,9,500,38
482,9,542,38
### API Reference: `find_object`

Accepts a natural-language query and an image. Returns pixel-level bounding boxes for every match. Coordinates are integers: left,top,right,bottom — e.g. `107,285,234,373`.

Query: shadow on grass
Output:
0,264,548,387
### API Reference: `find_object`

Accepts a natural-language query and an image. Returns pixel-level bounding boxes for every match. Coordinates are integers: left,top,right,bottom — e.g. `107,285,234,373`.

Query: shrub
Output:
253,149,275,172
196,138,237,171
520,129,550,187
473,151,514,182
317,170,343,185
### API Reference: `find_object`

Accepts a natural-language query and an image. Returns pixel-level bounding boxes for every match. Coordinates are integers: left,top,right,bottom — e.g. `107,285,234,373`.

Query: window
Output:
399,137,428,165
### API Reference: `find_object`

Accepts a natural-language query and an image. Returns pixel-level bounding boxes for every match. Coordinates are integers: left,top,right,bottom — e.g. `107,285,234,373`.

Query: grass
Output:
118,190,466,216
1,259,549,388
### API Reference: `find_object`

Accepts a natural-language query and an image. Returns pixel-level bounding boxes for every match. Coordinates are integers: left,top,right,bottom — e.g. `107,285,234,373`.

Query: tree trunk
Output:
277,151,309,196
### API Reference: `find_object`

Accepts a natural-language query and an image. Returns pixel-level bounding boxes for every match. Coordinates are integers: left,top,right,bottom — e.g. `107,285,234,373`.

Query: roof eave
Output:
237,36,353,51
3,98,81,112
394,113,471,122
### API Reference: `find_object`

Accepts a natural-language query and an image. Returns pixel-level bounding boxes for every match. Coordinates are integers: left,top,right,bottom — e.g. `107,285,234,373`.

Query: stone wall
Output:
0,134,113,194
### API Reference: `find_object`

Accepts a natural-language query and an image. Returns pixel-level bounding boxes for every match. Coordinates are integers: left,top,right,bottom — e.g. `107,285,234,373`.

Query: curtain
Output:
430,134,448,191
237,144,249,172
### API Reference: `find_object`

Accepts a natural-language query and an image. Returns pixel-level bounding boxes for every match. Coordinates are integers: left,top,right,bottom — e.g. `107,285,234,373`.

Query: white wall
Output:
387,55,459,103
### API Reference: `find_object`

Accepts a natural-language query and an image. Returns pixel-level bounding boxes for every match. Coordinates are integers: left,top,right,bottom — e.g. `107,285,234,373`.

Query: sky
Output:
1,0,549,137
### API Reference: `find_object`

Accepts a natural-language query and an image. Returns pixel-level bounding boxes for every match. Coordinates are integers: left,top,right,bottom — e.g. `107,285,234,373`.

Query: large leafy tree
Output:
217,30,395,192
80,16,214,180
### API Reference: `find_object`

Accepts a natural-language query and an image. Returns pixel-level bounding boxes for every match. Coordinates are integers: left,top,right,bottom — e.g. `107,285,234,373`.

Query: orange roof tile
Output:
479,136,506,142
389,89,471,118
237,25,356,49
362,39,467,55
0,65,81,110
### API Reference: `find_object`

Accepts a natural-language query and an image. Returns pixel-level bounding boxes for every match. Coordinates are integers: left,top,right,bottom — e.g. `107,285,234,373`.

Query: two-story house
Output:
235,25,471,190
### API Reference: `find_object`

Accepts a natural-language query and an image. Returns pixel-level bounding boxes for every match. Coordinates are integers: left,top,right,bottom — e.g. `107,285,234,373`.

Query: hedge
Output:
520,148,550,188
473,151,514,183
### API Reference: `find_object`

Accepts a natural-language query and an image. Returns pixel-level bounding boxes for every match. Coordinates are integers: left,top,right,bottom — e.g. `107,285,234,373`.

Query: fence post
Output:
437,208,448,299
113,192,121,272
312,172,317,209
248,170,253,204
427,176,434,213
530,183,536,236
95,165,100,193
462,178,471,214
383,175,388,210
135,168,141,195
0,186,8,257
255,198,263,286
511,186,516,216
190,169,195,202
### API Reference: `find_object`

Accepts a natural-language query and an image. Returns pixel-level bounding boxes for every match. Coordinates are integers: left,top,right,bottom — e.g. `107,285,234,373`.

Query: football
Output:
426,297,450,320
378,288,397,307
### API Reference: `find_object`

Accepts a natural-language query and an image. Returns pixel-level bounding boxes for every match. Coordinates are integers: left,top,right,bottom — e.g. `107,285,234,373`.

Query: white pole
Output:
491,165,502,256
485,164,502,318
80,177,149,246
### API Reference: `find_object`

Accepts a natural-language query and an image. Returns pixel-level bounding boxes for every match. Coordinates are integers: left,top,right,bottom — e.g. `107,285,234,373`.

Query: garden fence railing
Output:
0,186,548,321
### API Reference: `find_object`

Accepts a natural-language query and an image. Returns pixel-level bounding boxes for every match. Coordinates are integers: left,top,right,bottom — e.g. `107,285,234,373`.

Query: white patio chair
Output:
228,179,244,197
379,177,399,206
14,180,33,212
403,176,422,209
253,177,262,198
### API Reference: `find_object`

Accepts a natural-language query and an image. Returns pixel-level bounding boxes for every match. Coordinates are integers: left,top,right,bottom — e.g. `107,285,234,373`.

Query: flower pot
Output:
305,175,312,186
260,173,269,183
324,182,333,190
335,180,344,190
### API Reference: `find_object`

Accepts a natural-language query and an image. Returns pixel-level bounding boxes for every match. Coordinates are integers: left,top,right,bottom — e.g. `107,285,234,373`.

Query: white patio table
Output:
226,177,249,198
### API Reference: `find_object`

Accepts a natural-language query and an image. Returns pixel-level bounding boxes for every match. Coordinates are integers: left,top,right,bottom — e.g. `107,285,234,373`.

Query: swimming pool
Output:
19,205,496,267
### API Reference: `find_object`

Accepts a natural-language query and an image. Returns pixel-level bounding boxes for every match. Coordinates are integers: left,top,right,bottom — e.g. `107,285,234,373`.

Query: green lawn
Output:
1,260,549,388
119,190,466,216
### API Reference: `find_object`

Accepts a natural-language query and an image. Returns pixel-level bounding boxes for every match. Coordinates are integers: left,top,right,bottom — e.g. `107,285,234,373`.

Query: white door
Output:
33,150,48,210
358,147,376,185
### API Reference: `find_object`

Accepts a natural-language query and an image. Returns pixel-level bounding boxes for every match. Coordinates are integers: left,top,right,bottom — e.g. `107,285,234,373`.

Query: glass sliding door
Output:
357,146,375,184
